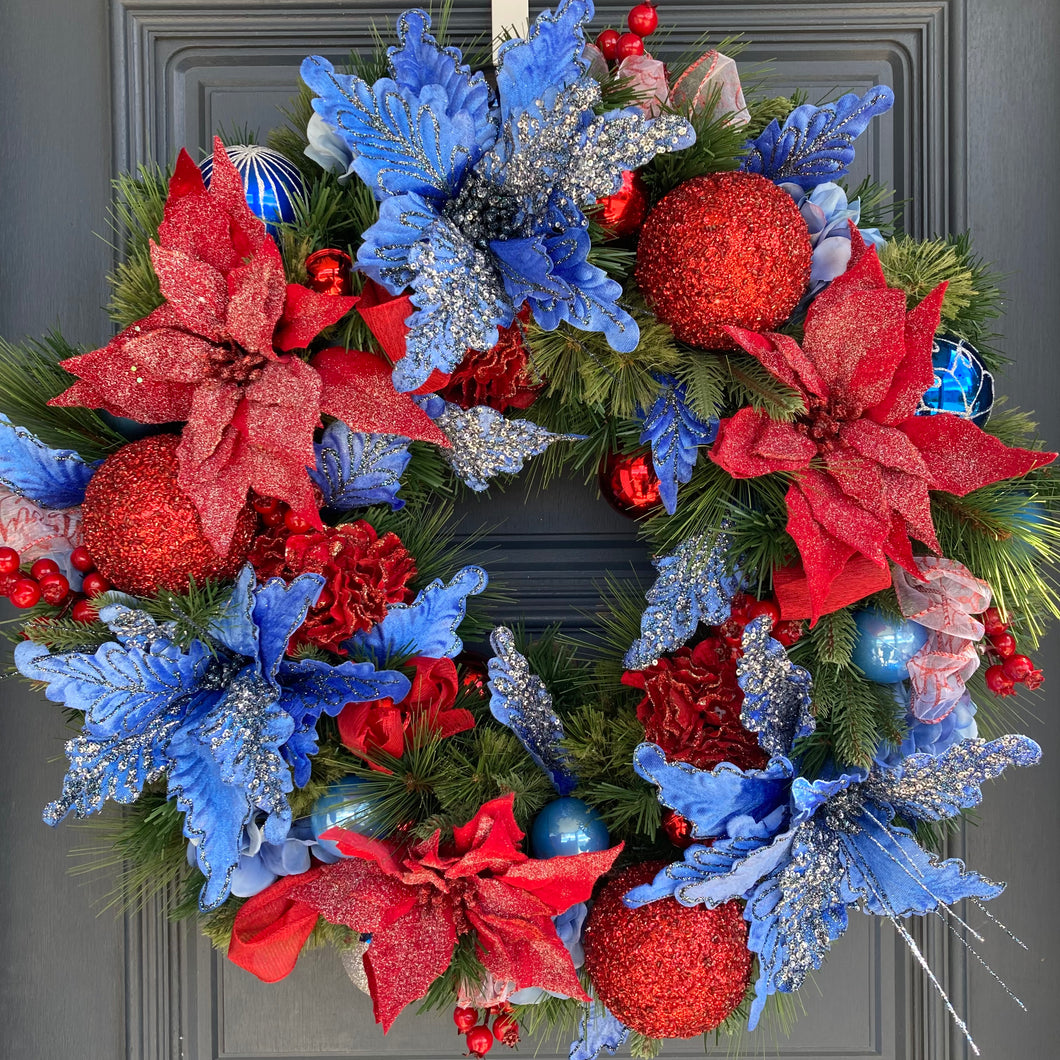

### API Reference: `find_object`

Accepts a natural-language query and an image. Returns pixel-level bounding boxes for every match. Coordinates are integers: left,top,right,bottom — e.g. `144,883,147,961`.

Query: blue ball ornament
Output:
530,797,610,858
851,608,929,684
309,777,386,858
917,335,994,427
199,144,307,237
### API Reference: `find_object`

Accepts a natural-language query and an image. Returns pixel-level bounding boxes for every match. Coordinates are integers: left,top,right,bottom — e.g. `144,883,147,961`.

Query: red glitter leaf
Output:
711,407,816,478
223,244,290,353
500,843,623,913
148,242,227,338
725,327,824,399
274,282,358,352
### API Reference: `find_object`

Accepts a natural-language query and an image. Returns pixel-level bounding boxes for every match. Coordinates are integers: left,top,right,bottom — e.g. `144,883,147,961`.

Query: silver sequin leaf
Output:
624,532,743,670
436,403,583,491
488,626,576,795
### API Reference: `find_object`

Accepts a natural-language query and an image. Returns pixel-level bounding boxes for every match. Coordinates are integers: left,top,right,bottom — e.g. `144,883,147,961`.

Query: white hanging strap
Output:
492,0,531,62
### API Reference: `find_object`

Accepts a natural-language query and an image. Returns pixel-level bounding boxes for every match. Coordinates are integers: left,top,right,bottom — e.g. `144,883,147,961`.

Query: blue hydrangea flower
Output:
15,566,410,910
625,617,1040,1028
301,1,695,392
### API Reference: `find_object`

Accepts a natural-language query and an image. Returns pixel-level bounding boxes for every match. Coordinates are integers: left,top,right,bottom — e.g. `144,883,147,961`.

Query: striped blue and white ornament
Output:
199,144,306,237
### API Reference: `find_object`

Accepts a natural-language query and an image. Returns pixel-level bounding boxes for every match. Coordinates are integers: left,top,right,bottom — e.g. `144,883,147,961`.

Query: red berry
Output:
1024,668,1045,691
746,598,781,627
595,28,621,60
661,807,695,849
261,509,286,528
773,619,804,647
0,546,21,575
71,597,97,623
988,630,1017,658
0,573,20,597
82,571,112,598
981,606,1009,637
718,617,745,647
38,572,71,606
10,578,42,609
453,1007,478,1034
627,2,659,37
69,545,96,573
1002,654,1035,682
984,664,1016,696
30,558,61,580
616,32,645,59
466,1025,494,1057
492,1014,519,1047
252,495,281,515
284,509,313,534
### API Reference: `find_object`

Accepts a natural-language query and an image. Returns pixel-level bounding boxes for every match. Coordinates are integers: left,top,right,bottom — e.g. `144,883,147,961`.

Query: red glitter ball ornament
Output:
599,450,662,517
583,862,753,1039
597,170,649,238
81,435,256,595
636,171,812,348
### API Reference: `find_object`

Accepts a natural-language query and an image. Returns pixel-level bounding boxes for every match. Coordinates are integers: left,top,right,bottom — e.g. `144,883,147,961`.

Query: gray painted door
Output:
1,1,1057,1057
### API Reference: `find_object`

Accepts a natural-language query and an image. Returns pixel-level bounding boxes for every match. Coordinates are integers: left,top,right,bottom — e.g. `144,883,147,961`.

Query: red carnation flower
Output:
337,655,475,767
622,635,767,772
438,315,543,412
711,234,1055,621
248,520,415,653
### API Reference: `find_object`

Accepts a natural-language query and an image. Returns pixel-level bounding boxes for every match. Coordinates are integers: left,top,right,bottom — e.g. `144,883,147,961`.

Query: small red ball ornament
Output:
989,630,1017,658
583,862,752,1039
1003,654,1035,682
596,28,621,60
30,558,61,581
636,171,812,348
616,32,646,59
985,664,1015,696
71,598,97,623
599,450,662,517
80,435,257,596
627,2,659,37
466,1025,494,1057
304,248,353,296
597,170,649,239
38,572,71,605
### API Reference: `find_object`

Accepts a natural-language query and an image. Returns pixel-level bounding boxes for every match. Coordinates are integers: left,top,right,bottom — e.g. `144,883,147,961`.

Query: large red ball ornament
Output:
636,171,812,348
583,862,753,1039
81,434,256,596
597,171,649,239
599,450,662,517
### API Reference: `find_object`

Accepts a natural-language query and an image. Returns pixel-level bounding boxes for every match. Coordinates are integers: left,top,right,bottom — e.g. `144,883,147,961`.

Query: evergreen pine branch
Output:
724,354,805,422
628,1032,664,1059
18,615,111,653
106,165,170,326
842,175,901,237
0,333,125,460
673,349,728,423
809,663,902,769
132,577,237,652
803,607,858,668
742,94,798,141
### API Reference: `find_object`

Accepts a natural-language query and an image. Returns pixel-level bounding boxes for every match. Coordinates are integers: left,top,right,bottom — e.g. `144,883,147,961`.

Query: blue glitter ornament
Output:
917,336,994,427
309,777,386,858
199,144,306,236
530,797,609,858
851,608,929,684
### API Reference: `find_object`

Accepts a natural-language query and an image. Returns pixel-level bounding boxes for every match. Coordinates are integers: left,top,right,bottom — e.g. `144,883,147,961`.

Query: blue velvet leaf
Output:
737,617,815,758
638,376,718,514
569,1000,629,1060
345,565,488,662
0,415,98,508
741,87,895,189
488,626,576,795
435,403,582,491
311,420,412,512
623,532,743,669
356,191,437,294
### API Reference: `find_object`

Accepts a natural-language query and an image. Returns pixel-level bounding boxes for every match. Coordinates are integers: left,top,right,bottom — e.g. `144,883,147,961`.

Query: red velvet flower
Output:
622,635,767,772
711,235,1055,620
337,655,475,766
49,138,446,554
438,315,543,412
248,520,416,653
227,794,623,1031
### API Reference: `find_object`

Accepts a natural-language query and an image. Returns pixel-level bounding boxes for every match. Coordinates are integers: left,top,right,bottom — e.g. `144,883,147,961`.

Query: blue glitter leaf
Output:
488,625,576,795
638,376,718,514
569,1000,629,1060
310,420,412,512
0,415,98,508
623,533,743,669
741,87,895,190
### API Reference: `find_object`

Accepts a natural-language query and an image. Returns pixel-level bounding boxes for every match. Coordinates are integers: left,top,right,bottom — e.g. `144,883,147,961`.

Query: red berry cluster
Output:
725,591,804,649
595,2,658,63
981,606,1043,696
251,494,315,535
452,1004,520,1057
0,545,109,621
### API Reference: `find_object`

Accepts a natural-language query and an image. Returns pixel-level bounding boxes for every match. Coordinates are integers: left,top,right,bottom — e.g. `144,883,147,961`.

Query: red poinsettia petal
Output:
424,706,476,740
805,236,888,320
824,448,886,518
799,469,890,567
711,407,817,479
274,283,359,352
725,327,824,400
499,842,623,914
149,241,228,340
448,793,527,876
312,347,450,446
899,414,1056,495
221,242,290,354
167,147,208,199
774,552,893,620
841,417,931,478
291,856,422,934
883,509,923,578
880,466,940,554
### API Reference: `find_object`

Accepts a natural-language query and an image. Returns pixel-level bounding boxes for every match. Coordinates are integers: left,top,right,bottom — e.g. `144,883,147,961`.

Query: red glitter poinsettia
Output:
622,634,767,772
227,794,622,1031
711,234,1056,620
438,314,543,412
247,520,415,653
49,138,446,554
337,655,475,766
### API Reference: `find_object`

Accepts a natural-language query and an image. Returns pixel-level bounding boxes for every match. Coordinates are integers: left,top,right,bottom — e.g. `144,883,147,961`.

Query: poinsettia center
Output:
207,340,269,385
796,394,861,448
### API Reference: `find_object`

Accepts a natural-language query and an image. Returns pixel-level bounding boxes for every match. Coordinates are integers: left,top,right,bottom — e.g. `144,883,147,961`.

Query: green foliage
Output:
0,333,125,460
742,94,798,141
843,174,901,237
18,614,111,652
628,1031,664,1059
106,165,169,326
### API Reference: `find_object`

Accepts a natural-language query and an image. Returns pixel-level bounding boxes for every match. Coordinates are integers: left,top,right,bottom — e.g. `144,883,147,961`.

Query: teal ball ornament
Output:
917,336,994,428
851,608,929,684
309,777,386,858
199,144,306,237
530,797,610,858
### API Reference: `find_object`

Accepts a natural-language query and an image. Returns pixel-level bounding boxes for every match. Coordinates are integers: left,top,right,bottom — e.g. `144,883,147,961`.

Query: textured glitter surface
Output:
583,862,752,1039
81,435,255,595
636,172,812,348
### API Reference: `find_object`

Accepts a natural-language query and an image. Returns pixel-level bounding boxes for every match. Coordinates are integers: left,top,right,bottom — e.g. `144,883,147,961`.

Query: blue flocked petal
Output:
0,415,98,508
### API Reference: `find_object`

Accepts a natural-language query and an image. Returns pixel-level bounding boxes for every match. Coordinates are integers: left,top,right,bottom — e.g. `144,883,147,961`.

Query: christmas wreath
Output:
2,2,1056,1056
